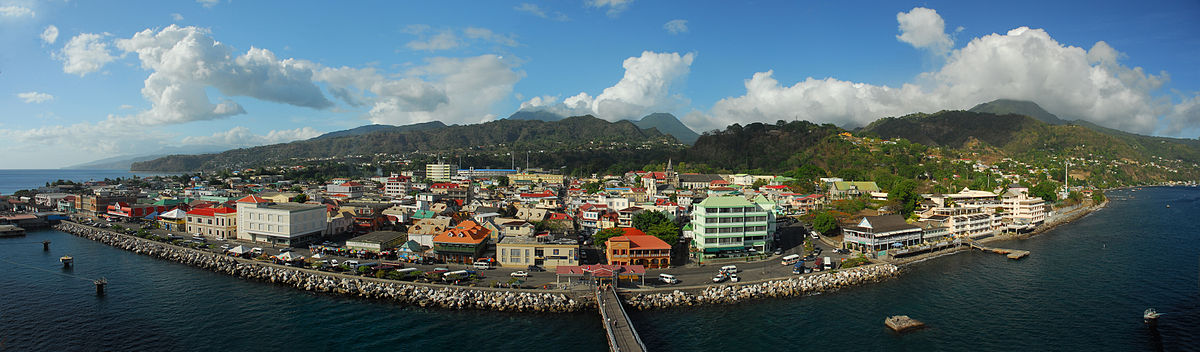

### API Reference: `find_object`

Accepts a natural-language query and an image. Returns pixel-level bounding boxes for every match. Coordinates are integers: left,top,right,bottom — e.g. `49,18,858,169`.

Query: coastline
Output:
54,222,591,313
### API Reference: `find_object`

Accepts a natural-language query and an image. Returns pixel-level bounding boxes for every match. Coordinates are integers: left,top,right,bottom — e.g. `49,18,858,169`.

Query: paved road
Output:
77,216,858,289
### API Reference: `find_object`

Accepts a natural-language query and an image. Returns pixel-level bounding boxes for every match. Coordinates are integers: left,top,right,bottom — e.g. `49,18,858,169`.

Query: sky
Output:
1,0,1198,169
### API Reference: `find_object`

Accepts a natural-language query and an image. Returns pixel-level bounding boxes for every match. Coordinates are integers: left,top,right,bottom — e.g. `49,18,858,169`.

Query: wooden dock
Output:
597,286,646,352
968,242,1030,259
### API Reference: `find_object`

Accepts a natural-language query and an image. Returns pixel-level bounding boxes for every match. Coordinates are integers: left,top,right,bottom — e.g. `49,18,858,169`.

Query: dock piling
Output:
43,240,50,251
94,278,107,296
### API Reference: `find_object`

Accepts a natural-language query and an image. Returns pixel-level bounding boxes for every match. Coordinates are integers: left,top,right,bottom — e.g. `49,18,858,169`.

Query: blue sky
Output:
1,0,1198,168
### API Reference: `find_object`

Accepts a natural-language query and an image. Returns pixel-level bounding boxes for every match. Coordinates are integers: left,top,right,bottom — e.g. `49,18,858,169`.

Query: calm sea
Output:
1,186,1197,351
0,169,184,195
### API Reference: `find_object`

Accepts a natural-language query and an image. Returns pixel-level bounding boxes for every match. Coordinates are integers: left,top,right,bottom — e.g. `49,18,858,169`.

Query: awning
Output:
228,245,250,255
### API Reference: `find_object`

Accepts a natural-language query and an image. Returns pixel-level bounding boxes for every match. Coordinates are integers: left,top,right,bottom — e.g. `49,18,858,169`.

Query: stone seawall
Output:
624,264,901,310
54,223,590,313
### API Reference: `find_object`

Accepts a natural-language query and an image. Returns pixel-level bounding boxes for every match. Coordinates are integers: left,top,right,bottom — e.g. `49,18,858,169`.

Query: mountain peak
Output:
968,99,1067,125
632,113,699,145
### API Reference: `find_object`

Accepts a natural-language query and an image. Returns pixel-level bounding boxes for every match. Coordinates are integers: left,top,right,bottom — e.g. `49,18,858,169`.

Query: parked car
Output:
729,273,740,283
511,271,529,278
527,265,546,272
659,273,679,284
712,273,727,283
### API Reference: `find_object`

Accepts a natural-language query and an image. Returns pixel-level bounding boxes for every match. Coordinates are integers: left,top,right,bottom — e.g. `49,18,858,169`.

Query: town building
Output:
497,234,579,269
235,195,326,246
106,202,169,220
842,215,923,253
1001,188,1047,230
345,231,407,253
689,196,772,257
326,182,364,198
186,206,237,239
432,220,490,263
384,175,411,197
604,228,671,269
426,162,457,182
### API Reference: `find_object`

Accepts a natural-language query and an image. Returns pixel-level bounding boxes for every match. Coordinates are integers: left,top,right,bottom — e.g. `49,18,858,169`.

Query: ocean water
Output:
0,186,1197,351
0,169,184,195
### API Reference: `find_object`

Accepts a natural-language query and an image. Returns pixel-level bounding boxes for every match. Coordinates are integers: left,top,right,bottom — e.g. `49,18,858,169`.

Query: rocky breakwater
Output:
54,223,590,313
625,264,901,310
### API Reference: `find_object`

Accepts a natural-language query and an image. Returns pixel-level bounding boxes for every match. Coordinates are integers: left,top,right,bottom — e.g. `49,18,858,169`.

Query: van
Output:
720,265,738,274
473,261,492,270
659,273,679,284
813,257,823,271
823,257,833,270
781,254,801,265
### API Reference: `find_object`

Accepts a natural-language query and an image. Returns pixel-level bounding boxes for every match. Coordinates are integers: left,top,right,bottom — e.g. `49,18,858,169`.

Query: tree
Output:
813,212,838,235
1029,181,1059,203
592,228,624,250
632,211,671,232
497,176,510,187
1091,191,1106,203
887,179,920,217
647,222,679,245
291,194,308,203
583,182,602,194
751,178,769,189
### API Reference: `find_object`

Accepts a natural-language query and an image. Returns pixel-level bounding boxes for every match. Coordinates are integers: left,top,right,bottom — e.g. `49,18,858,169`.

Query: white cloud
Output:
586,0,633,17
113,25,332,125
0,6,33,17
406,30,462,51
56,33,117,77
519,51,694,121
663,19,688,34
171,13,184,21
515,3,568,21
700,24,1188,135
18,91,54,103
40,25,58,44
196,0,219,8
896,7,953,55
464,27,519,47
405,26,520,51
181,126,322,147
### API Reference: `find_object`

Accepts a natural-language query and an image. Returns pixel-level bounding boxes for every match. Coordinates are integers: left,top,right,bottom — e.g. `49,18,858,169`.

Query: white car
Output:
712,273,727,283
510,271,529,278
729,273,740,283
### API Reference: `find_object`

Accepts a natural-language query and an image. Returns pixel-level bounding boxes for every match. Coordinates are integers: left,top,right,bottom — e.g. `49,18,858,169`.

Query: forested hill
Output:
861,110,1200,163
132,116,679,171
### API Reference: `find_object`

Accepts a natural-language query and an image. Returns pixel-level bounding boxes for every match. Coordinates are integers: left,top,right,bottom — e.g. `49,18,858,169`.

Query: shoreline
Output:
54,222,591,313
46,198,1106,313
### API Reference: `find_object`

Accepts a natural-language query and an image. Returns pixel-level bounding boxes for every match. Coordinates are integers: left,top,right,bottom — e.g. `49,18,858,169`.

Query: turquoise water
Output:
0,169,184,195
1,185,1197,351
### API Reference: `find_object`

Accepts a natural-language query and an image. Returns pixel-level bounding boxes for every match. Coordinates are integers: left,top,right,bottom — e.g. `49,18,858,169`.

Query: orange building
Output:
604,228,672,269
432,220,491,263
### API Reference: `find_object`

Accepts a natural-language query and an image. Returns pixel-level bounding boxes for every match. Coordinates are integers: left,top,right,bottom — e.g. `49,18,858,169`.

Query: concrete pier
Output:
968,242,1030,260
885,315,925,332
597,286,646,352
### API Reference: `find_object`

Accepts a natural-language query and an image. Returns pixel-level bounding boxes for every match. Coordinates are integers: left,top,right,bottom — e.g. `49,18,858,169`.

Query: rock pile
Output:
55,223,590,313
624,264,901,310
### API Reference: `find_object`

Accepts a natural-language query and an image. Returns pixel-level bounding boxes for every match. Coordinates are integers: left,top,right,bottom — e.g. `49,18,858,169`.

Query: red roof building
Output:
604,228,672,269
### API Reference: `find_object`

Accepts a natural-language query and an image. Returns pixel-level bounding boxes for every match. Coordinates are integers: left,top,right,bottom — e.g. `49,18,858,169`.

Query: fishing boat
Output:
1144,308,1161,325
60,255,73,268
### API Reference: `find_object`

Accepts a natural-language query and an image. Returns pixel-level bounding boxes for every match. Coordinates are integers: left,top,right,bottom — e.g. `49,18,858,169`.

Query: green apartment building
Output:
690,196,774,260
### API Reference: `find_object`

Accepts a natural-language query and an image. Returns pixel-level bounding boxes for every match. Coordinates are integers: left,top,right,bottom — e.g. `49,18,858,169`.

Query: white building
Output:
235,195,326,246
843,215,923,253
1001,188,1046,230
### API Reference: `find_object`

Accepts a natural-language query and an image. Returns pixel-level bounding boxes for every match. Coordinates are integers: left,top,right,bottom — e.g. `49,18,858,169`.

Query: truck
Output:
823,256,834,270
813,257,823,271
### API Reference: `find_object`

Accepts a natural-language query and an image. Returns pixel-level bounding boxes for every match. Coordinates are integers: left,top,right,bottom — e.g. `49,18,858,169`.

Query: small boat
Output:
60,255,73,268
1144,308,1161,324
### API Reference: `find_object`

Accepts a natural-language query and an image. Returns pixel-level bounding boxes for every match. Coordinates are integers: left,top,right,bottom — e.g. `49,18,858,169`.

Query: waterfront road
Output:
77,217,853,290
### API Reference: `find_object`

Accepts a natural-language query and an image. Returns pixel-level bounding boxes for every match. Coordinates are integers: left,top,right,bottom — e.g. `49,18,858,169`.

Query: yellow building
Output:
510,173,564,184
186,206,238,239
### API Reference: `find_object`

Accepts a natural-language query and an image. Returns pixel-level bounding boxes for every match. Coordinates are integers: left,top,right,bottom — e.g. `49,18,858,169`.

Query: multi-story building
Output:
689,196,772,257
432,220,490,263
235,195,325,246
605,228,671,269
78,193,137,217
1002,189,1047,230
509,173,564,185
456,168,518,178
384,175,411,197
106,202,169,221
425,163,457,182
326,182,364,198
843,215,923,252
186,206,237,239
497,234,578,269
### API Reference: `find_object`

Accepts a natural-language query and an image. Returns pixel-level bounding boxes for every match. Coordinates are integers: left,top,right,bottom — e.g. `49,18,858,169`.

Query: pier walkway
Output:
597,285,646,352
968,241,1030,259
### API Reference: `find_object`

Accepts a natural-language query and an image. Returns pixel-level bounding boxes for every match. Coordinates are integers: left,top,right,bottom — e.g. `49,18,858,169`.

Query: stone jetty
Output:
624,264,901,310
54,223,589,313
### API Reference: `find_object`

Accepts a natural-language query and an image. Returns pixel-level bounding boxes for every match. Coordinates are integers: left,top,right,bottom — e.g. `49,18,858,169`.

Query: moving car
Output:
510,271,529,278
712,273,728,283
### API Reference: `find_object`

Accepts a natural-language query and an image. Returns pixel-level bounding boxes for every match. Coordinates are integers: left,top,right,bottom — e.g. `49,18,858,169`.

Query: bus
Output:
781,254,801,265
443,270,471,281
